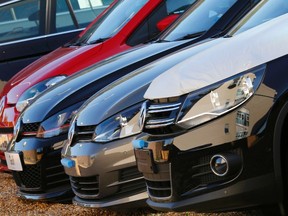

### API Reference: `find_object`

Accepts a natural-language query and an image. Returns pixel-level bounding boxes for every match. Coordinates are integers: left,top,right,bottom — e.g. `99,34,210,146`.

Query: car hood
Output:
74,38,228,126
145,13,288,99
3,43,104,104
22,39,225,123
20,38,225,124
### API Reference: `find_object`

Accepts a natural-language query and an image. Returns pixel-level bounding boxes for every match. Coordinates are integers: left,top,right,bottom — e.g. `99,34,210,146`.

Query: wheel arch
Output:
273,99,288,199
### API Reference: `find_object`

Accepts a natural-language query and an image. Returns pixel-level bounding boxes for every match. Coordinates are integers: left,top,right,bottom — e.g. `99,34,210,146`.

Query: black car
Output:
61,0,288,209
6,0,259,203
133,6,288,215
0,0,110,90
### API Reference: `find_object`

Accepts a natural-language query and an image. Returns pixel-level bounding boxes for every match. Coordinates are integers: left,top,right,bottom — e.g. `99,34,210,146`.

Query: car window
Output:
230,0,288,35
72,0,112,28
0,0,42,43
77,0,149,44
166,0,196,15
55,0,110,32
161,0,237,42
126,0,196,46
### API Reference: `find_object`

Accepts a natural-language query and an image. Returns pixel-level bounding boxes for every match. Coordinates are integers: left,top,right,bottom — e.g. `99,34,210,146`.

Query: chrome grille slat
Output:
78,131,94,135
148,103,181,110
76,125,95,142
148,107,180,113
144,99,182,130
146,118,175,125
145,122,174,129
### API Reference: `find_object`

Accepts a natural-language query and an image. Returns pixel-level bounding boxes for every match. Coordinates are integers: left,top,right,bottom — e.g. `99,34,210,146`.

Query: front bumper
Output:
9,134,72,201
62,136,148,208
134,134,281,212
146,173,278,212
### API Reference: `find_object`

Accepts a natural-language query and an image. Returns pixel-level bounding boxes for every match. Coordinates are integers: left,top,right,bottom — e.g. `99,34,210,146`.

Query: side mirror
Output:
156,14,180,32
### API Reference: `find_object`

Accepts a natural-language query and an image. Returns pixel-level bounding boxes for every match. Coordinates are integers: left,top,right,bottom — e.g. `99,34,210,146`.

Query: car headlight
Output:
16,76,66,112
176,65,265,129
93,103,142,143
36,103,80,138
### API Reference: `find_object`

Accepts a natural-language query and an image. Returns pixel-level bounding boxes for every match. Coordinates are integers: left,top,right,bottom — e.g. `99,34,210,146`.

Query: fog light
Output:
210,153,242,177
210,155,228,176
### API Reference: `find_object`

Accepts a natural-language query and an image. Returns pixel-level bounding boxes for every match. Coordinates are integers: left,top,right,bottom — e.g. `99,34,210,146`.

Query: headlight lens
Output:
36,103,80,138
176,65,265,129
93,103,142,143
16,76,66,112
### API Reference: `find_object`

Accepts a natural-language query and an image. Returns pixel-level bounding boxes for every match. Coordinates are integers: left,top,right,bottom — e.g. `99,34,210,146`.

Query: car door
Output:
0,0,110,89
0,0,47,84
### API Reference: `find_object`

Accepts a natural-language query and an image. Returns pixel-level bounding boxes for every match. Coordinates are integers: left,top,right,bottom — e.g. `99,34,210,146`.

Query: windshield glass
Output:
230,0,288,35
79,0,148,44
162,0,237,41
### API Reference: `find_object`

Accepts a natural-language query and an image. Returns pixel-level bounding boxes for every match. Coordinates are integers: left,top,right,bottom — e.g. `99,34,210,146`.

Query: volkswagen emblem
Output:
67,119,76,146
138,101,147,130
13,117,21,139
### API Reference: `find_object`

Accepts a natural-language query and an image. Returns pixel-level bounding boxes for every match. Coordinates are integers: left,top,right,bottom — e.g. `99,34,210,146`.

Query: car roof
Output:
0,0,21,7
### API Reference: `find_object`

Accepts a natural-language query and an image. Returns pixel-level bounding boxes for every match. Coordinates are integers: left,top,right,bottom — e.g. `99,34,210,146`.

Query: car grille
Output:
13,151,69,192
76,125,95,142
70,176,100,198
144,97,184,135
22,123,40,133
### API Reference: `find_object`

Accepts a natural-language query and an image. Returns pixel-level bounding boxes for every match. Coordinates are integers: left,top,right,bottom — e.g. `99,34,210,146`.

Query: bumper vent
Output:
119,166,143,181
70,176,99,198
146,179,171,198
179,154,221,194
45,153,70,189
144,149,242,201
116,166,146,195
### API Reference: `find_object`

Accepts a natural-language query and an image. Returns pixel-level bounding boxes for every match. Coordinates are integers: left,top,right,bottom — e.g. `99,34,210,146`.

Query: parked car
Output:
4,0,258,203
0,0,195,172
0,0,110,89
133,9,288,216
61,0,288,209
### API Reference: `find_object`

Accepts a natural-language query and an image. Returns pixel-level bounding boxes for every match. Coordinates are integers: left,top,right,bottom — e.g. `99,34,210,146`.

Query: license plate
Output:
4,151,23,171
134,149,157,174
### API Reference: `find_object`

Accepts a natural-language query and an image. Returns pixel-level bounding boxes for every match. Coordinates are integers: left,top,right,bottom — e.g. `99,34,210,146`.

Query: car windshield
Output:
161,0,237,42
78,0,148,44
230,0,288,35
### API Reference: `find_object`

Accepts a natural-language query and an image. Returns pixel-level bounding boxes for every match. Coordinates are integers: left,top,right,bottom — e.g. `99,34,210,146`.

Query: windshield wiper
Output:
175,31,206,41
63,40,87,47
87,37,110,45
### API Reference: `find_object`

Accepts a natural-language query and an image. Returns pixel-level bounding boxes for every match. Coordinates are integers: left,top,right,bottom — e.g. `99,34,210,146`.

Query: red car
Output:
0,0,192,171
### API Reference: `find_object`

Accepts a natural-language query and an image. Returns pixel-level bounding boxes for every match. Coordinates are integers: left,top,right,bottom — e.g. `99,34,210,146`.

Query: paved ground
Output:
0,172,265,216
